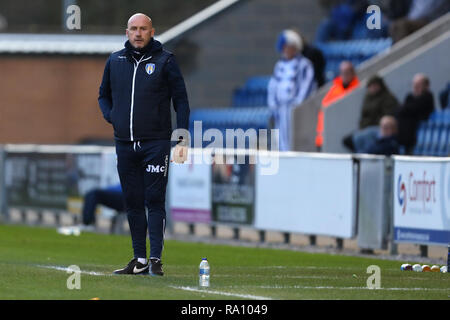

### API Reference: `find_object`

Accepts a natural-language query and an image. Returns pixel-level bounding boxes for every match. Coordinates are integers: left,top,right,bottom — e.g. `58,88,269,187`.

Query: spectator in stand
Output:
386,0,412,21
295,31,326,88
315,61,360,150
364,115,400,156
396,73,435,154
439,83,450,109
389,0,450,43
268,29,316,151
343,75,399,152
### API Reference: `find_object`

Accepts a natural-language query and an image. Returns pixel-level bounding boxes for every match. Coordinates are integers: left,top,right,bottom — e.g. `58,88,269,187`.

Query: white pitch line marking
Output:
254,285,449,291
240,265,361,271
36,265,109,276
206,274,336,280
37,266,448,293
170,286,273,300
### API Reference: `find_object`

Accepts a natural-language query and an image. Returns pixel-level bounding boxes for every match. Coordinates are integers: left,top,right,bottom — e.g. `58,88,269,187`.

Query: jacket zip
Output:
130,55,152,141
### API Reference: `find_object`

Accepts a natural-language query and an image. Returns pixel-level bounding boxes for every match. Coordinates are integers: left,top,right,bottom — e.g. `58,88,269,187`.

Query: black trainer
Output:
113,258,149,275
149,258,164,276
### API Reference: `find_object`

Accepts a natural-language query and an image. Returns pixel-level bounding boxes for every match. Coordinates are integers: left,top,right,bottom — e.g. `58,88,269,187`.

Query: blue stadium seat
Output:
413,122,428,155
189,107,272,148
414,110,450,157
232,76,270,108
245,76,271,90
443,109,450,124
419,121,434,156
436,125,450,157
439,82,450,109
315,39,392,82
429,125,443,156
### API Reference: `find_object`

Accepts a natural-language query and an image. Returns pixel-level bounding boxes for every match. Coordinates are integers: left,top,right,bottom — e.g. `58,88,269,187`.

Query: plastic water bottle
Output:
199,258,210,288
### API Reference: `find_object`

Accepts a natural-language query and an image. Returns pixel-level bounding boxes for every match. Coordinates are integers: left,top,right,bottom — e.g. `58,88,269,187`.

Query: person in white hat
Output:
268,29,316,151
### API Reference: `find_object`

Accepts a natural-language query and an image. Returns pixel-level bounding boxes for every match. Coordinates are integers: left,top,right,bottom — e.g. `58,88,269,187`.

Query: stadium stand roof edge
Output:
0,0,242,55
0,33,127,55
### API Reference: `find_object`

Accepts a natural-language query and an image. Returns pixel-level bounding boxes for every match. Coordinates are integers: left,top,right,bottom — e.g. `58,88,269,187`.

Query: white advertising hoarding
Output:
255,154,356,238
100,149,121,188
169,152,212,223
393,157,450,246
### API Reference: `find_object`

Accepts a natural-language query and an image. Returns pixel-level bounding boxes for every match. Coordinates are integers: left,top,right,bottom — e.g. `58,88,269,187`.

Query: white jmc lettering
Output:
146,164,165,173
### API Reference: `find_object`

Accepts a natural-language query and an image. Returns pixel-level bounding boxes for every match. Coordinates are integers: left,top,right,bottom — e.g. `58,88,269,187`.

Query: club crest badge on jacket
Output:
145,63,155,75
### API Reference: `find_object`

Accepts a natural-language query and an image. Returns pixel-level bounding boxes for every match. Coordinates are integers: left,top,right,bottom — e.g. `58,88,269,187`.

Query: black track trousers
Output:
115,139,170,259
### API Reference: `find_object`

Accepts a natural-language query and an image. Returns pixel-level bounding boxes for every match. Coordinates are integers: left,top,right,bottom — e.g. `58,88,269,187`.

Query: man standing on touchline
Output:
98,13,190,276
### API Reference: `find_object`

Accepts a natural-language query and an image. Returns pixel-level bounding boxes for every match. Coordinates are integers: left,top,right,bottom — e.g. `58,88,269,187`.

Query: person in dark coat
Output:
396,73,435,153
98,13,190,276
291,29,326,88
386,0,412,20
359,76,400,129
389,0,450,43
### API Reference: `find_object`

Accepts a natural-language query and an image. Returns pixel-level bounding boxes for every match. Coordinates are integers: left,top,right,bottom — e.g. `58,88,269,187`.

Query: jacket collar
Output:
124,38,162,62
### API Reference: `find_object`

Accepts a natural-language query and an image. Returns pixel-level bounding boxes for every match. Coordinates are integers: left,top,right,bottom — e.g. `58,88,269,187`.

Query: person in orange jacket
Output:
315,61,360,149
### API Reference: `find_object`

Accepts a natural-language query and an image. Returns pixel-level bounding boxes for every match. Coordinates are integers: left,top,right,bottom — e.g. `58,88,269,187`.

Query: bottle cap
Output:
202,258,207,260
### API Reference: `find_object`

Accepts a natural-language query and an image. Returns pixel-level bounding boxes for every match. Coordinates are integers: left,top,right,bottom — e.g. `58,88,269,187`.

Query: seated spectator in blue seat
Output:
363,116,400,156
396,73,435,154
389,0,450,43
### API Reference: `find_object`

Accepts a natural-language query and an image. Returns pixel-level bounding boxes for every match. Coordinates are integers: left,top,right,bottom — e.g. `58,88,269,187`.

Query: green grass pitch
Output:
0,224,448,300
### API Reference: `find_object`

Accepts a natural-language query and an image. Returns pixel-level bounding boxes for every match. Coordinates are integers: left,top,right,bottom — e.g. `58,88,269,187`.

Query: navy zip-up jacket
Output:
98,38,190,142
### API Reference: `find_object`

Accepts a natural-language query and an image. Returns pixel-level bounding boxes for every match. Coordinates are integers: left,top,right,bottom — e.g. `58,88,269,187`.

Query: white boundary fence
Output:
254,153,357,238
0,144,449,250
